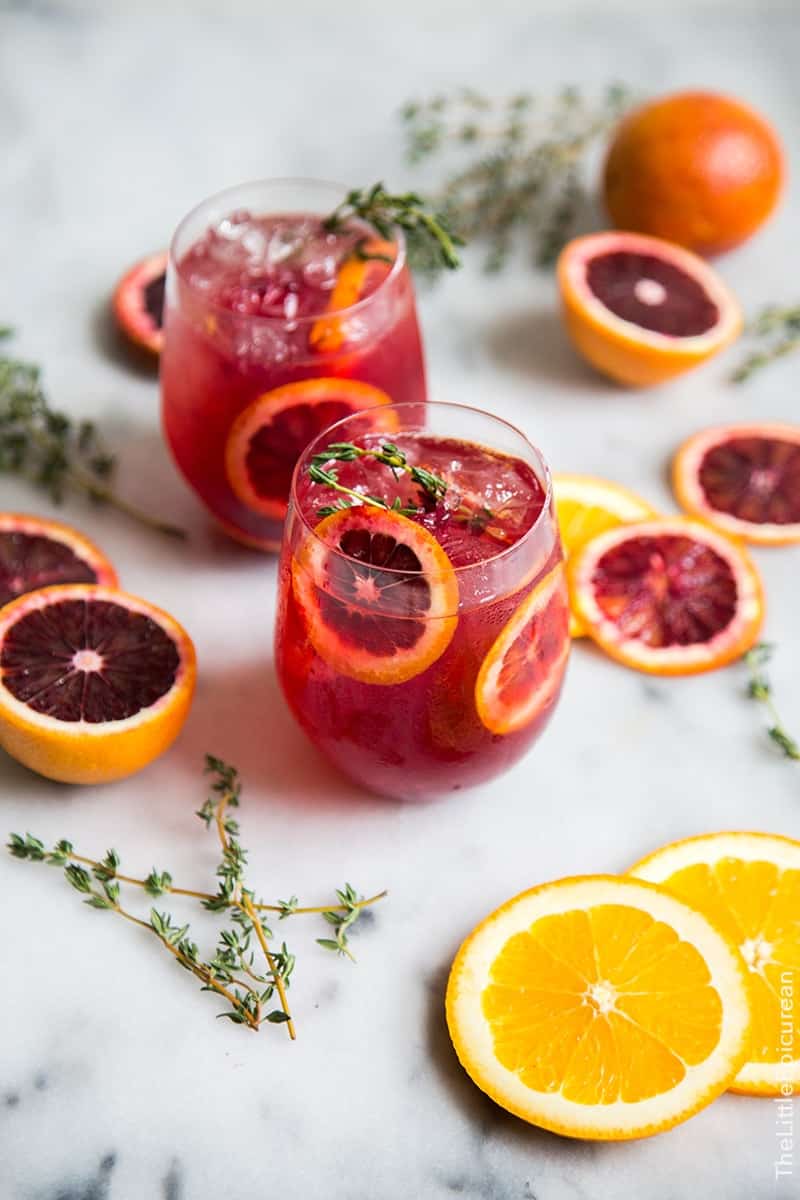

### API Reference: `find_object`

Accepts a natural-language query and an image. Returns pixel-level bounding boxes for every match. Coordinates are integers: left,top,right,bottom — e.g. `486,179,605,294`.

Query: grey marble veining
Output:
1,1,799,1197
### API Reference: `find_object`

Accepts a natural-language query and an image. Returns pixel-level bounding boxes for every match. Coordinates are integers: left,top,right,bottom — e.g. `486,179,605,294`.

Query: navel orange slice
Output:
0,584,196,784
553,475,658,636
568,517,764,674
673,422,800,545
446,874,752,1139
309,238,397,354
292,505,458,685
225,378,396,521
630,831,800,1097
474,565,570,735
557,231,742,387
0,514,118,608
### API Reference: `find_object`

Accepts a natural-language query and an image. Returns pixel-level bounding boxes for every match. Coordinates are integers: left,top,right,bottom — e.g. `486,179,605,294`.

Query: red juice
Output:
275,404,570,799
161,181,426,550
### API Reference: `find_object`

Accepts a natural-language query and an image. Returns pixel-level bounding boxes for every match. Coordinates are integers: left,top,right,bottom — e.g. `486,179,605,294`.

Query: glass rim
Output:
168,176,408,327
289,400,555,577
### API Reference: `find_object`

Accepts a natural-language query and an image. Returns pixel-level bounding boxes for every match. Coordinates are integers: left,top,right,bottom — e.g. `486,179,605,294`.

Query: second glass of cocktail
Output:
161,179,426,549
276,402,570,798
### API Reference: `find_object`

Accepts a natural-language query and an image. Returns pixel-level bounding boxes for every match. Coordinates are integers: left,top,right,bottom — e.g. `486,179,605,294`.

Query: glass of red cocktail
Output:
161,179,426,550
275,401,570,798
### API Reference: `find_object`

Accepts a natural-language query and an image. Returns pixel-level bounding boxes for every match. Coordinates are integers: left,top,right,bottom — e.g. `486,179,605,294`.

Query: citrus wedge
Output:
568,516,764,674
673,422,800,545
553,475,658,636
474,565,570,735
557,231,742,387
0,584,196,784
0,513,117,608
630,831,800,1096
309,238,397,354
292,505,458,686
446,875,752,1139
225,378,396,522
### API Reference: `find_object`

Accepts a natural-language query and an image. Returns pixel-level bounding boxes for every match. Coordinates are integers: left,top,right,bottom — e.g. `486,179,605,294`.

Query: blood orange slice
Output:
568,517,764,675
309,239,397,354
475,566,570,735
0,514,117,608
225,378,396,522
553,475,658,637
0,584,196,784
292,506,458,685
112,251,167,356
557,232,742,387
673,422,800,545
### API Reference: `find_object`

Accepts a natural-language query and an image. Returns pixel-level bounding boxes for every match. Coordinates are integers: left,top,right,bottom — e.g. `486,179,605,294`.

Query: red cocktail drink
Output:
276,403,570,798
161,180,426,550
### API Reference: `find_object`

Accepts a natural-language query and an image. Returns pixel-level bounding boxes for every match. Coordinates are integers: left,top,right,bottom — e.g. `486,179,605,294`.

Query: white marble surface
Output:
2,1,800,1197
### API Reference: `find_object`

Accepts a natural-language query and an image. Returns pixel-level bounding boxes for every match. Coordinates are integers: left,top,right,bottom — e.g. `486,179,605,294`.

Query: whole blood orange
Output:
604,91,785,256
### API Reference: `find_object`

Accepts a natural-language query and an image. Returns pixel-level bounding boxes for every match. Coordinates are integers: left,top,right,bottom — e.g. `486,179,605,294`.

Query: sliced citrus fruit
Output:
557,231,742,387
225,377,396,522
309,238,397,354
553,475,658,637
673,422,800,545
0,584,196,784
568,516,764,675
112,251,167,356
446,874,752,1139
474,565,570,735
0,514,118,608
629,832,800,1097
292,505,458,686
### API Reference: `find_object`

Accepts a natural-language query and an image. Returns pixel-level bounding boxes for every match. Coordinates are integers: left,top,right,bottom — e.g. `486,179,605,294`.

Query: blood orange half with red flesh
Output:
0,514,117,608
0,584,196,783
292,506,459,686
225,378,396,522
568,518,764,675
475,565,570,735
673,423,800,545
113,251,167,356
557,232,742,387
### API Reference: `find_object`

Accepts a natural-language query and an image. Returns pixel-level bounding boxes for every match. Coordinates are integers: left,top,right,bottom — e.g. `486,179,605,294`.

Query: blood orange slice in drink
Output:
292,506,458,685
0,584,196,783
225,378,396,522
309,238,397,354
568,517,764,675
0,514,118,608
475,566,570,735
672,422,800,545
557,231,742,387
113,251,168,356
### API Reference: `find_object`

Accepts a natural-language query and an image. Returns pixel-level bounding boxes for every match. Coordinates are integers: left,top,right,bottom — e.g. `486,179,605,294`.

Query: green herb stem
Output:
744,643,800,760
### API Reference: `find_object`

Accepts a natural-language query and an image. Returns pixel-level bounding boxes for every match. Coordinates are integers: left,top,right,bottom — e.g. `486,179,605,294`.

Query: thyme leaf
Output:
744,643,800,761
324,182,464,274
732,305,800,382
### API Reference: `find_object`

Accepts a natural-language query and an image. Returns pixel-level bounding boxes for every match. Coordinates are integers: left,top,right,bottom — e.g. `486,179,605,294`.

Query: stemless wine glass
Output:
160,179,427,550
275,401,570,799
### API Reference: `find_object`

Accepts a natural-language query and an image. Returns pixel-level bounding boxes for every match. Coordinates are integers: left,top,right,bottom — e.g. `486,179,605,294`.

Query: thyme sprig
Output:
401,85,632,270
732,305,800,382
324,182,464,274
8,755,386,1035
0,328,185,539
744,643,800,760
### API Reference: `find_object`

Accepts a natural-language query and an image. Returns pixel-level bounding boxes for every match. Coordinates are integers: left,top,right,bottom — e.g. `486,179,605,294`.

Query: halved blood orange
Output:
309,238,397,354
225,378,396,522
475,566,570,735
0,514,118,608
0,584,196,784
568,517,764,675
112,251,168,356
553,475,658,637
673,422,800,545
557,232,742,387
292,506,458,685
